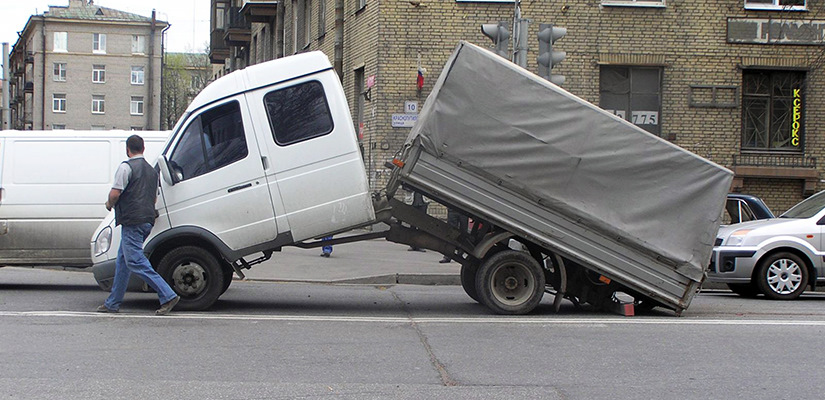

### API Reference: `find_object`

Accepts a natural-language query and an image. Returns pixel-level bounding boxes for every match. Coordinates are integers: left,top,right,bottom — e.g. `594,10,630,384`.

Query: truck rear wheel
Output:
158,246,225,311
476,250,544,314
460,262,480,303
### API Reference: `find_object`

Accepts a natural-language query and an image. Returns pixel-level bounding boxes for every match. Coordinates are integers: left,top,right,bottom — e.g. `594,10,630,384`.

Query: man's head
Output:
126,135,145,157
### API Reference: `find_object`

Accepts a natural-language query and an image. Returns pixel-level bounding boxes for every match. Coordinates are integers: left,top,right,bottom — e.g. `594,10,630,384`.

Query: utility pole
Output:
511,1,529,68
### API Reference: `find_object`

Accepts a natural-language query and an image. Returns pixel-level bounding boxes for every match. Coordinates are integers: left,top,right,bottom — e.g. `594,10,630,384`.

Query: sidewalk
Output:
239,237,462,285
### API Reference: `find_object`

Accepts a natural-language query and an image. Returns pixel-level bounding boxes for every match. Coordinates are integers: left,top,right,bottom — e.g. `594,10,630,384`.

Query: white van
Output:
0,130,169,266
91,52,375,309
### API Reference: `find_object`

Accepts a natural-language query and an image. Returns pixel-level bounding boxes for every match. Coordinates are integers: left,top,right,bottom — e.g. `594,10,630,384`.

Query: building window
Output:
130,96,145,115
131,35,146,54
92,95,105,114
599,66,663,136
131,66,145,85
54,32,68,52
318,0,326,38
53,94,67,113
354,67,365,138
601,0,665,6
130,126,143,131
742,70,805,152
92,65,106,83
53,63,67,81
358,0,366,10
744,0,806,10
52,124,66,130
93,33,107,54
91,125,106,130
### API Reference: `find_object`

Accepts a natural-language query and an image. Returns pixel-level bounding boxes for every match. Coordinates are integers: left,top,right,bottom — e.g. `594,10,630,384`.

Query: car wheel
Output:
755,252,808,300
158,246,225,311
460,261,480,303
727,283,761,298
476,250,544,315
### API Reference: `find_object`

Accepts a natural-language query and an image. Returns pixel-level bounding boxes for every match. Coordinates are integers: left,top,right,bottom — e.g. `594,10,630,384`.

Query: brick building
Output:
211,0,825,214
8,0,167,131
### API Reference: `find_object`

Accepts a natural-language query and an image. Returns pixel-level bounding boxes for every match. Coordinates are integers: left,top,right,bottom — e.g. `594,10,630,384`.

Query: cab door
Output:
159,97,277,251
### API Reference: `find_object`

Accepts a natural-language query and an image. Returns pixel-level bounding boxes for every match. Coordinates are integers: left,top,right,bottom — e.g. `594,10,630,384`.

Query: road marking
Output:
2,311,825,326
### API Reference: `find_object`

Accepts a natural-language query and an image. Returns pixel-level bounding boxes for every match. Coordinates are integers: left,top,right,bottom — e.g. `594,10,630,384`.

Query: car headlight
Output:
725,229,752,246
94,226,112,256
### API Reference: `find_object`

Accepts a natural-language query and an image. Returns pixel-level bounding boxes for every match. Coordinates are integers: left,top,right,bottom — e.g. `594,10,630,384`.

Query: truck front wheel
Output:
158,246,225,311
476,250,544,314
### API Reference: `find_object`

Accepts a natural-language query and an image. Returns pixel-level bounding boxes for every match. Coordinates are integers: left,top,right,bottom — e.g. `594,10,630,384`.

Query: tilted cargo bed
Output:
391,41,733,312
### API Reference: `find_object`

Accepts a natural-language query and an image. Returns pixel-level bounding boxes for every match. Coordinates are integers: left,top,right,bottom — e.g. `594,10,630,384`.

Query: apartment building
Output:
211,0,825,213
8,0,167,131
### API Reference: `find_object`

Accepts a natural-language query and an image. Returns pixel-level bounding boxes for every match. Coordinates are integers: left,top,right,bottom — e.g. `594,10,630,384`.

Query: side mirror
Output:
157,155,176,186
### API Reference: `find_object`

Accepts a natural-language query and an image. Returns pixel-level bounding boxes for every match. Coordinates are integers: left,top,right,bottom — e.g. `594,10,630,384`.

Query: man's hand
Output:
106,188,122,212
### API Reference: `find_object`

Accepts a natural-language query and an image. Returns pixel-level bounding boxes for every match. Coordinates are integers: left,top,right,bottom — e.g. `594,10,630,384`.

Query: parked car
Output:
723,193,774,225
708,190,825,299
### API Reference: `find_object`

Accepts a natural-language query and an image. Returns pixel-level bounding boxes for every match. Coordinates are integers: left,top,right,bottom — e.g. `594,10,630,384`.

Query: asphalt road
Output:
3,267,825,399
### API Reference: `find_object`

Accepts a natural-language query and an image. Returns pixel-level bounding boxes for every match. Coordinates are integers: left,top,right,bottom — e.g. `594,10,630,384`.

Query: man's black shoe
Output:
96,305,119,313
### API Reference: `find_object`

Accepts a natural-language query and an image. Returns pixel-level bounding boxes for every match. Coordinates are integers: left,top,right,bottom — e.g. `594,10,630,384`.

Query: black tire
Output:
727,283,761,298
220,264,234,295
475,250,545,315
158,246,225,311
755,252,808,300
460,262,480,303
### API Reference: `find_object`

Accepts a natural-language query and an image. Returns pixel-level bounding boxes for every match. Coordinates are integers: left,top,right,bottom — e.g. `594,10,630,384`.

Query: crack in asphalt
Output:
390,290,459,387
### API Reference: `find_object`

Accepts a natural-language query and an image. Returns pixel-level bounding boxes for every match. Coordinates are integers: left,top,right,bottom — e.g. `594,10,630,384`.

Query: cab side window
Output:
168,101,248,181
264,80,334,146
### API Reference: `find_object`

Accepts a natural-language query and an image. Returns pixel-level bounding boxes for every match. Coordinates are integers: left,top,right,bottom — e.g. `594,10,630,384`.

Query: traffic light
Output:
537,23,567,85
481,22,510,59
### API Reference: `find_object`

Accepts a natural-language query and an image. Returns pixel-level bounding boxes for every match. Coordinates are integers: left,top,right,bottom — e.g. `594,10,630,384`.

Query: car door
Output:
160,98,278,251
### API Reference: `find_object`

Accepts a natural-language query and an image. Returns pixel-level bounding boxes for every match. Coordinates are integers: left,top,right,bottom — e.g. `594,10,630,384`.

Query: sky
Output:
0,0,210,53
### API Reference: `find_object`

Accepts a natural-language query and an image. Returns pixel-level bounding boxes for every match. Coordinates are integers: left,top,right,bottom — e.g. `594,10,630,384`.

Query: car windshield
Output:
781,191,825,219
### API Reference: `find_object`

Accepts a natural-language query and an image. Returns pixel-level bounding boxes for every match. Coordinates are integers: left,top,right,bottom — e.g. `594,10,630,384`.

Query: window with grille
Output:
744,0,806,10
741,70,805,152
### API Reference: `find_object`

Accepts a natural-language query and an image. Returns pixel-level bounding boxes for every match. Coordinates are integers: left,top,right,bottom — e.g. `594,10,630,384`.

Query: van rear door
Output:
246,71,374,242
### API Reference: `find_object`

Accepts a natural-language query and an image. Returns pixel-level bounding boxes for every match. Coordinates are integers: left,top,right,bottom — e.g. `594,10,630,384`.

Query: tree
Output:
161,52,211,130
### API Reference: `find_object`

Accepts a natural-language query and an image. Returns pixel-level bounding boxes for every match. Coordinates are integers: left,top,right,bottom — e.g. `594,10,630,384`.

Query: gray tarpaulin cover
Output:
407,41,733,280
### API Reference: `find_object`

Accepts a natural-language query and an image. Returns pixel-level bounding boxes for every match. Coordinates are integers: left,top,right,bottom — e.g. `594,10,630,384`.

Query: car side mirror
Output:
157,155,176,186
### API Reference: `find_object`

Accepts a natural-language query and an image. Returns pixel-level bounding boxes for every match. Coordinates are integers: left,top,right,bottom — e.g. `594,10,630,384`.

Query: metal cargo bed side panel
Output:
405,42,733,299
401,149,696,310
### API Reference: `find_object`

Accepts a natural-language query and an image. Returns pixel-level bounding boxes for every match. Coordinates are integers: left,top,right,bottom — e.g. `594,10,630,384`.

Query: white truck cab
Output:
92,52,375,309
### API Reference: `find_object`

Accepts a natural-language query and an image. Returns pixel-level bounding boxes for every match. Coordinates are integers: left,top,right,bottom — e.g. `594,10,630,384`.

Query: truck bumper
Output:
91,259,148,292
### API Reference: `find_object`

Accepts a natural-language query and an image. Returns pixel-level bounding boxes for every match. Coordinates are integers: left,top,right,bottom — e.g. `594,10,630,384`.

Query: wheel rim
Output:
766,258,803,295
172,261,208,297
489,262,535,306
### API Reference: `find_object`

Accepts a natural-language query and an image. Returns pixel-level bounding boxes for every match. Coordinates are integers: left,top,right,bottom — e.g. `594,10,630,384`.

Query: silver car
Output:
708,190,825,299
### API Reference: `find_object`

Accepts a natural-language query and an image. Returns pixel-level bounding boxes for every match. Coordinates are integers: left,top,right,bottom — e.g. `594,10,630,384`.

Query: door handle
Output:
261,156,269,170
227,183,253,193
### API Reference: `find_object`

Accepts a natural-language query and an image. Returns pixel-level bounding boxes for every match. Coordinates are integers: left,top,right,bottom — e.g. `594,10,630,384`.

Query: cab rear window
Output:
264,80,334,146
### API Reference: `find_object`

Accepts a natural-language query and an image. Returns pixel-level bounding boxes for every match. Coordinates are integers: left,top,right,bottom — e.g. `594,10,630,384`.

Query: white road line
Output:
1,311,825,326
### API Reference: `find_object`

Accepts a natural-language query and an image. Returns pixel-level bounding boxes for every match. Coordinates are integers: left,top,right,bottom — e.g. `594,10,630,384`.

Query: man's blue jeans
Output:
104,223,177,311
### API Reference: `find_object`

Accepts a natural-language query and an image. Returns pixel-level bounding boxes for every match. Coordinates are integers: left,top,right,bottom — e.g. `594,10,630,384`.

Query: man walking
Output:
98,135,180,315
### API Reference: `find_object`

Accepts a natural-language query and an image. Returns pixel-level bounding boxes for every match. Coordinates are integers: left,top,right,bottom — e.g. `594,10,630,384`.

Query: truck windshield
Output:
781,191,825,219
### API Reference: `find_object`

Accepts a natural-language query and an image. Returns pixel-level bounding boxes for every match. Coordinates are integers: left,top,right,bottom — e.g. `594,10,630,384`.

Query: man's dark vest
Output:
114,158,158,226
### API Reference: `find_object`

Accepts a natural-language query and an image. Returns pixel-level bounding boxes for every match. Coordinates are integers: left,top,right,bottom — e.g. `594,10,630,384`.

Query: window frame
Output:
600,0,666,7
91,95,105,114
740,69,806,153
599,65,664,137
92,33,107,54
53,63,67,82
53,32,68,52
131,66,145,85
131,35,146,54
92,64,106,83
744,0,807,11
130,96,145,116
52,93,67,113
52,124,66,130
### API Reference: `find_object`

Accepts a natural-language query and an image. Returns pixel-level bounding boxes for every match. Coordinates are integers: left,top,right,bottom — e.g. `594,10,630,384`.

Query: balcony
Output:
223,6,251,46
23,81,33,94
730,153,819,195
240,0,278,23
209,29,230,64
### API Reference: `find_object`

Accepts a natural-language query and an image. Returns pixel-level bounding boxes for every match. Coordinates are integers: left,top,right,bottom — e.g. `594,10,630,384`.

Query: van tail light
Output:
392,158,405,168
